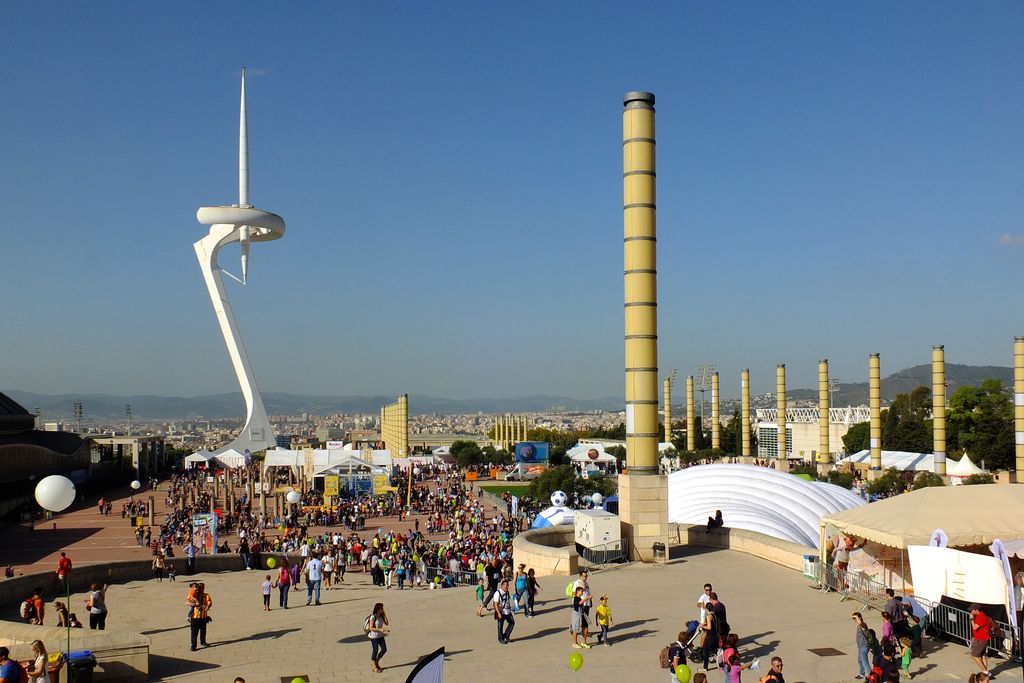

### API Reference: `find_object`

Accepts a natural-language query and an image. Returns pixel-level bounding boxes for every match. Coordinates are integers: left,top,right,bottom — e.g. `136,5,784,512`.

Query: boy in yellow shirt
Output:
595,595,614,646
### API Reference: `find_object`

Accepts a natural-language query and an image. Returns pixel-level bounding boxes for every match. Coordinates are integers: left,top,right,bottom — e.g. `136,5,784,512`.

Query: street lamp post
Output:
35,475,76,657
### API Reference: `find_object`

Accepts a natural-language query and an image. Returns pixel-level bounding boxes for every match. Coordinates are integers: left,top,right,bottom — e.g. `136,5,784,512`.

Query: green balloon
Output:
675,664,692,682
290,678,305,683
266,557,277,569
568,652,583,672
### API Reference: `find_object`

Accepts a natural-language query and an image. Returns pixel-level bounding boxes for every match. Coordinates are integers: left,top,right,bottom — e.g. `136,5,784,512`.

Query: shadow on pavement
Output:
611,627,657,643
743,639,780,658
215,628,301,646
149,653,220,677
514,627,566,642
2,526,107,566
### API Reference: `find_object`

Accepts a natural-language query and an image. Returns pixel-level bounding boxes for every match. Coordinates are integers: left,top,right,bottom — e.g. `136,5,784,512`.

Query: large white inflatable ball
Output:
550,490,568,507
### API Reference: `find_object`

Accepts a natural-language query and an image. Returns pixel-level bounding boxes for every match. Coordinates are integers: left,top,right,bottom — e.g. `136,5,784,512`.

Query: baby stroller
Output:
681,619,703,662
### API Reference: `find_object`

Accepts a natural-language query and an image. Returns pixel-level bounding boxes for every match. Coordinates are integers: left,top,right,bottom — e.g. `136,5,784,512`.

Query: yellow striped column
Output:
663,377,672,442
776,365,787,460
741,369,751,457
1015,337,1024,482
711,372,720,450
399,394,408,461
818,360,830,464
623,91,659,474
686,375,696,451
932,346,946,476
869,353,882,470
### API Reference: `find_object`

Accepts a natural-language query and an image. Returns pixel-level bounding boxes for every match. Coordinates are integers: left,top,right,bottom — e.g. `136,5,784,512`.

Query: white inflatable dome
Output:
531,506,575,529
668,464,864,547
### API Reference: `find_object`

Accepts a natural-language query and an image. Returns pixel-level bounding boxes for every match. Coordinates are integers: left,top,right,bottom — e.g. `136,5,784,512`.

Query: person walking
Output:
968,604,992,679
570,586,592,649
366,602,389,673
700,596,718,672
261,575,273,611
86,583,108,630
274,559,291,608
526,568,540,617
187,582,212,651
513,564,528,614
493,578,515,644
56,552,72,594
305,553,323,606
186,542,196,575
852,612,872,679
595,595,614,645
152,553,166,582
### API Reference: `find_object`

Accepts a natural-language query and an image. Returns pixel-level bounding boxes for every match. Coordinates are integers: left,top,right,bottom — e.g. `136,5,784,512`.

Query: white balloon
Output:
35,475,76,512
413,467,421,476
591,493,604,505
130,480,141,490
286,490,302,504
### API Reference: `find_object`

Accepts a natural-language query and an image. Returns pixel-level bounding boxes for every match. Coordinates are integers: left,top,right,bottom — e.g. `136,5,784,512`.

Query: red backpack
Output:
866,665,884,683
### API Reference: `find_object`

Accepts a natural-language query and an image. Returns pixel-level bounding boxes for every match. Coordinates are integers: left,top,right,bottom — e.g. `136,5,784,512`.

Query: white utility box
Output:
574,509,621,550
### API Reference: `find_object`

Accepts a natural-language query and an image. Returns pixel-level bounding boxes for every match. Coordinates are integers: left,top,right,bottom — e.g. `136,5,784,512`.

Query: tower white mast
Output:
194,68,285,460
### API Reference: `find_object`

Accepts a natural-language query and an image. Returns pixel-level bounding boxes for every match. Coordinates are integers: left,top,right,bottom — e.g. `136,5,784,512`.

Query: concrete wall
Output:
512,526,579,577
671,523,814,572
0,622,149,683
0,553,264,682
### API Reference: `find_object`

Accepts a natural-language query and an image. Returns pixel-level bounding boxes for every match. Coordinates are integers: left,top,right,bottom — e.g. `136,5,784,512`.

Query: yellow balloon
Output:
675,664,692,682
568,652,583,672
267,557,277,569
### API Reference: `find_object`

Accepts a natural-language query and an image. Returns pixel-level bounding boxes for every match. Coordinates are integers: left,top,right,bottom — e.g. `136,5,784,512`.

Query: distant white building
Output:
754,406,870,460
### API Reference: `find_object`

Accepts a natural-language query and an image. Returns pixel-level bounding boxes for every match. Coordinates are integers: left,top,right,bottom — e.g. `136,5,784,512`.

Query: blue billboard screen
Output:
515,441,549,463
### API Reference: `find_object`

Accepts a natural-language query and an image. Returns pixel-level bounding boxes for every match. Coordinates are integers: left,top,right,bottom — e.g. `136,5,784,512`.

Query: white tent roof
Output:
184,450,215,467
567,444,616,463
264,450,302,467
821,484,1024,549
669,463,865,548
948,452,986,477
836,449,934,471
214,448,250,469
311,455,387,477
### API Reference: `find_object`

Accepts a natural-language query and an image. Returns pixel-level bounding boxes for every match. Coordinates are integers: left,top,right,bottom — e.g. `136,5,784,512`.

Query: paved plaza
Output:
27,547,1012,683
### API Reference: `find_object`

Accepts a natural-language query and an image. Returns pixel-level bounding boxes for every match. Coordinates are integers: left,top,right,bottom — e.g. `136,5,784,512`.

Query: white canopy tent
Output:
214,448,250,469
947,452,986,484
835,449,934,471
184,450,215,469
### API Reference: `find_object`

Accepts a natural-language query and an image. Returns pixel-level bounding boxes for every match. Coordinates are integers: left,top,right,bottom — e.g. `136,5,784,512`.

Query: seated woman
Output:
706,510,724,534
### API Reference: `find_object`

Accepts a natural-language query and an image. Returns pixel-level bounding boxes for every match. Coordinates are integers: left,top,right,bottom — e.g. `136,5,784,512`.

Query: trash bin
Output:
67,654,97,683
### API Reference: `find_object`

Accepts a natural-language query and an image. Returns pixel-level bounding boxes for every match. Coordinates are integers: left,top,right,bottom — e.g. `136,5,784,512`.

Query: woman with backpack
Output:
366,602,389,673
274,558,291,608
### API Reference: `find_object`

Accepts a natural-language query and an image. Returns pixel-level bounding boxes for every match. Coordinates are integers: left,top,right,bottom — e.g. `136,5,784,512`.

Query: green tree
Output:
947,380,1014,471
718,410,742,456
912,471,946,490
843,422,870,454
826,469,854,489
529,464,616,506
882,386,932,453
450,440,483,469
963,473,996,485
866,468,907,498
605,445,626,469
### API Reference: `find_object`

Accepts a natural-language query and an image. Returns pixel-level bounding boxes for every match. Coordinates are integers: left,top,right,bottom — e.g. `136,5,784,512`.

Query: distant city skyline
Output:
2,3,1021,399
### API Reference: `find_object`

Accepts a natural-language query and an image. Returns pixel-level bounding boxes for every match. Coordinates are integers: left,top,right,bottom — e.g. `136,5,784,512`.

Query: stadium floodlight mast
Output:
828,377,840,409
696,363,716,436
194,68,285,458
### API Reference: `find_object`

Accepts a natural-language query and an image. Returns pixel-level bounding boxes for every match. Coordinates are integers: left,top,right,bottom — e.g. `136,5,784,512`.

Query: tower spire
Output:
239,67,249,208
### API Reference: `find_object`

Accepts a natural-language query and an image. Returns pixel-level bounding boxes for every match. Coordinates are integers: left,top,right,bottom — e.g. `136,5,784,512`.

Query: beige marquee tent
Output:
819,484,1024,551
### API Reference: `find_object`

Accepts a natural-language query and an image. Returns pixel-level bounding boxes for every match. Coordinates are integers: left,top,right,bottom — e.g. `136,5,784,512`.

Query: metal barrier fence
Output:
423,565,478,588
810,561,1018,657
577,537,631,566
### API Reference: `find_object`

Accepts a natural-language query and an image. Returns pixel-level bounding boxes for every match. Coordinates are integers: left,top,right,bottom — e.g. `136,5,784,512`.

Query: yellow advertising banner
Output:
372,474,389,495
324,475,339,497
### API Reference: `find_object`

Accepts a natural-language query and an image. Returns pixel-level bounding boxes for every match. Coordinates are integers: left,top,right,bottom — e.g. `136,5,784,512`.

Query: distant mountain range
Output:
5,363,1013,420
2,390,626,421
786,363,1013,406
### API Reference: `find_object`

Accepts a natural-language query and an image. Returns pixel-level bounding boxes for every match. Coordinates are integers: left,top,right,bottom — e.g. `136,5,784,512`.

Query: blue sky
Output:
2,2,1022,400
